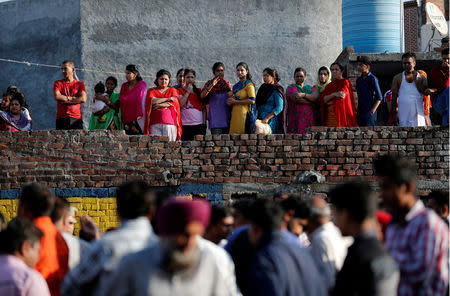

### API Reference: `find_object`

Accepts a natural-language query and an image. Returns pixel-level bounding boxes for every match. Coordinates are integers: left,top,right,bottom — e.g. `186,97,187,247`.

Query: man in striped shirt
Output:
375,155,449,296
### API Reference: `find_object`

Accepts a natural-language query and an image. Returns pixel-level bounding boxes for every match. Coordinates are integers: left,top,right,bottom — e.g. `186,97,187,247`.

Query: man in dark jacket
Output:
246,199,326,296
330,181,399,296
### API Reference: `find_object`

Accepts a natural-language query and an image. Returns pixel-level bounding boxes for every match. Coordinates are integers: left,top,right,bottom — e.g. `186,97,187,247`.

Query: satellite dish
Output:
425,2,448,36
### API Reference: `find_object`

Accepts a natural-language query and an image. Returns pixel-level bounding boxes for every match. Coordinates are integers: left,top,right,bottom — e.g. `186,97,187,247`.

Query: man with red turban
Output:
104,199,236,296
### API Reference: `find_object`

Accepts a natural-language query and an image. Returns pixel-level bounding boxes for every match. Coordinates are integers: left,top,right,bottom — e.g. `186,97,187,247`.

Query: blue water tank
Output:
342,0,403,53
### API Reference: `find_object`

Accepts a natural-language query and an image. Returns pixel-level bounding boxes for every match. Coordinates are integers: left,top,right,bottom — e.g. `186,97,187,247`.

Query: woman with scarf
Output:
320,63,357,127
201,62,232,135
0,94,32,131
312,66,332,125
255,68,286,134
286,68,318,134
144,69,182,141
88,76,123,130
119,64,147,134
178,69,206,140
228,62,256,134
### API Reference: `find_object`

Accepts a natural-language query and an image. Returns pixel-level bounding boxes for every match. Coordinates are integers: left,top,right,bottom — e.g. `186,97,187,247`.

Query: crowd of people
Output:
0,49,448,137
0,154,448,295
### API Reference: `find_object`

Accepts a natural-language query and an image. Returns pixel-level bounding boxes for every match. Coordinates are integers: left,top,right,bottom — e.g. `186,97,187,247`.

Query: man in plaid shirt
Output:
375,155,449,296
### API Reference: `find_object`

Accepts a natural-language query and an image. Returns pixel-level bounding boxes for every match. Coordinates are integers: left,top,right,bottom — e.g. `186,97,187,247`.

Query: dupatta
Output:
178,87,203,111
320,79,357,127
256,83,288,134
0,110,31,131
143,87,182,140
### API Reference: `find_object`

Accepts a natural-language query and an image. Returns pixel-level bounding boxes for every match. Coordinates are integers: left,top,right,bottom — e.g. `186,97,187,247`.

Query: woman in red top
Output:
144,69,181,141
178,69,205,141
119,64,147,135
320,62,357,127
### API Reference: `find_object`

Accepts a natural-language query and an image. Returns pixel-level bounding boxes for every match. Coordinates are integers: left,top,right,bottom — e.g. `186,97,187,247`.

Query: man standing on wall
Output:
53,60,87,130
356,56,382,126
391,52,429,126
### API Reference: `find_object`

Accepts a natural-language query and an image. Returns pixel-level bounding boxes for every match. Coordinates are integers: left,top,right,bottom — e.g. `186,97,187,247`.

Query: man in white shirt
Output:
61,181,158,296
104,199,236,296
50,197,91,269
391,52,429,126
307,197,351,291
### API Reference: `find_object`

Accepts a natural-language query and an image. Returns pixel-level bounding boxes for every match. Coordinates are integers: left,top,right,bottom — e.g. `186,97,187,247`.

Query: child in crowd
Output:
92,82,108,123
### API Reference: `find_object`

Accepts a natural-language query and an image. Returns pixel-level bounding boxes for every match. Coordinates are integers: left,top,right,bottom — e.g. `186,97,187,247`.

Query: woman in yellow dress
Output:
227,62,256,134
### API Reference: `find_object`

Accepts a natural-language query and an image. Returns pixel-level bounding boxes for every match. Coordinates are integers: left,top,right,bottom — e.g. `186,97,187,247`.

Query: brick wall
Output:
0,128,448,229
404,1,419,52
1,128,448,187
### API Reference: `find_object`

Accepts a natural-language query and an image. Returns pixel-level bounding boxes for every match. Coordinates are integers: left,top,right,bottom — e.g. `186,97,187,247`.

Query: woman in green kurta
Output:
89,76,123,130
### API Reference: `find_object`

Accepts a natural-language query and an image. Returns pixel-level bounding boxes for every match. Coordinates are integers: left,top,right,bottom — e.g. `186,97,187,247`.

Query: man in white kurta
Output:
391,52,429,126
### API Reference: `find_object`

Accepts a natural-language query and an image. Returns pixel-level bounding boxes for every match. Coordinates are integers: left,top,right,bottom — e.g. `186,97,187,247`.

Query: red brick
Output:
201,165,215,172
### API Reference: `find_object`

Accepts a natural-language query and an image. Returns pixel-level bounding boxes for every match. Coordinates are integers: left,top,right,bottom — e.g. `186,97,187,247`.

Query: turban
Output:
157,199,211,236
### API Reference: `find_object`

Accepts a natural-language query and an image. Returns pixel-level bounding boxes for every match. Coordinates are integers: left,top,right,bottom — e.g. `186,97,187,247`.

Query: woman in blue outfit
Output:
255,68,287,134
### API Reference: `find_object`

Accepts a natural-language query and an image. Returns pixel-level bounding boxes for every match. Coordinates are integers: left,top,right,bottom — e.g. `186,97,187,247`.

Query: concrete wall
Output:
79,0,343,127
0,0,342,130
0,0,82,130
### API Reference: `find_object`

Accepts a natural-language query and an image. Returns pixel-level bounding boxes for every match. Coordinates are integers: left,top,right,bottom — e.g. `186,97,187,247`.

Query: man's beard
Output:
160,239,200,274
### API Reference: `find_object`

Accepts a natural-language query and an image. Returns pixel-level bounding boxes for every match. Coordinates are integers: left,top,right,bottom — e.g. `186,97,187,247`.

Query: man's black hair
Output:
210,205,233,225
401,52,416,61
374,154,417,186
50,197,71,223
116,180,155,219
357,55,371,66
279,196,305,216
19,183,55,218
247,199,283,232
428,190,449,208
0,217,43,254
329,182,376,223
293,199,310,220
232,198,254,220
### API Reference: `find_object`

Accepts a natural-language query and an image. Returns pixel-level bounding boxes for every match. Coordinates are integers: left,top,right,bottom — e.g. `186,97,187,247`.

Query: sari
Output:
204,78,232,130
229,80,256,134
314,66,331,125
119,80,147,135
144,87,182,140
286,84,315,134
320,78,357,127
0,110,31,131
88,92,123,130
255,83,286,134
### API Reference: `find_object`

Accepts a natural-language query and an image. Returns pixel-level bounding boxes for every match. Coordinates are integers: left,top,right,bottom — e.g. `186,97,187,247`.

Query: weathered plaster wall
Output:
0,0,82,130
0,0,342,130
79,0,343,126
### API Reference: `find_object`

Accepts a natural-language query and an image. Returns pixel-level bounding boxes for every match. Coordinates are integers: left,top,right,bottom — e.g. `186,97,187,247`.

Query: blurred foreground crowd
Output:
0,154,448,296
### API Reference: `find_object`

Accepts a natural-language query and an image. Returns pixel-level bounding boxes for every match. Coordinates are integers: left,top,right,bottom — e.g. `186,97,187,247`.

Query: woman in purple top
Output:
0,95,32,131
201,62,232,134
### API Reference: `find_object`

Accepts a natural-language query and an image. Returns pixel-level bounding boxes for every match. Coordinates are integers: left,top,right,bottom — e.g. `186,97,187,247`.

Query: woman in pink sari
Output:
286,68,319,134
119,64,147,135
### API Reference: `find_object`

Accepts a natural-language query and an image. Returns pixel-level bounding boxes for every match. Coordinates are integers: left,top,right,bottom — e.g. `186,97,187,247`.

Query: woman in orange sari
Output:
320,62,357,127
144,69,182,141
